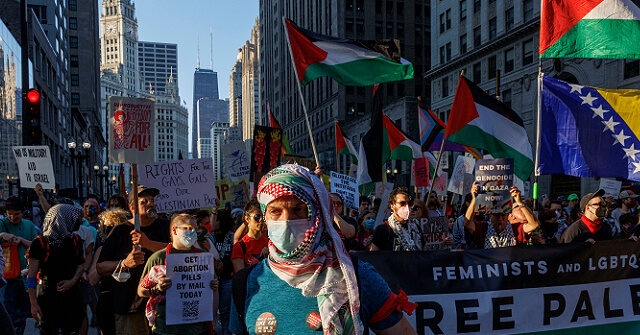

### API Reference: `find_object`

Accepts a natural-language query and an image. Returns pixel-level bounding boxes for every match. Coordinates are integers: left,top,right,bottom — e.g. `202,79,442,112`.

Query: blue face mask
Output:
364,219,376,230
267,219,310,254
179,229,197,248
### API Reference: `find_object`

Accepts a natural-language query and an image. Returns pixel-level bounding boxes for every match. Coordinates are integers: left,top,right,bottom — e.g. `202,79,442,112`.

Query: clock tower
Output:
100,0,141,92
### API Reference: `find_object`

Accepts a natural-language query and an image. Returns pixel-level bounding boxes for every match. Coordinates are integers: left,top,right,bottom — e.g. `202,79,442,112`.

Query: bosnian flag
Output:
284,18,414,86
445,76,534,181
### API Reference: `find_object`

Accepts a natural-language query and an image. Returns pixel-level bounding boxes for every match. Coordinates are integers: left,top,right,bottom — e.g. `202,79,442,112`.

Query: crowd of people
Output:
0,163,638,334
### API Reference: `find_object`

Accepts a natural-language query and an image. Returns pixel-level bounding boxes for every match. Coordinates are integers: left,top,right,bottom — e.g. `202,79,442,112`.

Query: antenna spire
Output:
209,26,213,70
196,33,200,70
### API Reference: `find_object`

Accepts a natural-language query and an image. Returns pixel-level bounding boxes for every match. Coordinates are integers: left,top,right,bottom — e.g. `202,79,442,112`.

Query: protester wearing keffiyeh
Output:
256,164,363,335
41,204,83,247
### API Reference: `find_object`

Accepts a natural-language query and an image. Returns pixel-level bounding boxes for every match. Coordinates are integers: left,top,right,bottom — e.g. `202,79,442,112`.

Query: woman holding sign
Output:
137,214,218,335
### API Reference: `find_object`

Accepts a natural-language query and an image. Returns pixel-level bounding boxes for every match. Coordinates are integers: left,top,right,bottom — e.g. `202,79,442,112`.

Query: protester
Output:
408,199,428,219
0,199,6,219
0,243,17,335
560,189,614,243
617,212,639,239
329,193,357,239
612,191,638,228
229,164,417,334
107,194,129,212
137,213,218,335
75,216,98,335
231,199,268,273
195,209,212,234
27,204,86,334
426,193,443,217
0,196,38,335
539,209,563,244
84,198,102,230
97,185,170,335
565,194,579,215
463,182,540,248
451,193,473,250
359,196,372,214
210,210,235,335
370,187,423,251
355,210,376,249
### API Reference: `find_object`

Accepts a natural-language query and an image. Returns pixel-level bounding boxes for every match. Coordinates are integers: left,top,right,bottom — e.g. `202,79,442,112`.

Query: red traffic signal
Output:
27,89,40,103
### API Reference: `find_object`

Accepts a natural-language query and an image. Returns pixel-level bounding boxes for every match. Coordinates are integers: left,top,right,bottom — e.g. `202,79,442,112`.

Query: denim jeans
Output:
217,278,233,335
2,279,29,335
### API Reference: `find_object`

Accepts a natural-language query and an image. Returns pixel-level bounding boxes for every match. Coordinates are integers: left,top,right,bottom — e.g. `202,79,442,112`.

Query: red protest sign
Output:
414,157,430,187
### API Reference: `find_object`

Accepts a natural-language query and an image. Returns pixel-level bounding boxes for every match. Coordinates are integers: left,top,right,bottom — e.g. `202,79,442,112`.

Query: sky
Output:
134,0,259,149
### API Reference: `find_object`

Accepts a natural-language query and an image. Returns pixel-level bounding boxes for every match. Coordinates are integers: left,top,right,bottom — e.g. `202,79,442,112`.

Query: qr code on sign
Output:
182,300,199,318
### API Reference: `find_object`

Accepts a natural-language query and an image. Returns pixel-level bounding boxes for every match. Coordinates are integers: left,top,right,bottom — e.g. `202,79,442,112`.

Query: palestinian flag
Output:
540,0,640,59
284,18,414,86
335,120,358,163
445,76,534,181
268,103,293,155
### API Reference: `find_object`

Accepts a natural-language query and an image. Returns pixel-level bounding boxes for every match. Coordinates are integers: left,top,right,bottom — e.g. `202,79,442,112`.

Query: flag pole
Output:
282,17,320,167
334,119,340,174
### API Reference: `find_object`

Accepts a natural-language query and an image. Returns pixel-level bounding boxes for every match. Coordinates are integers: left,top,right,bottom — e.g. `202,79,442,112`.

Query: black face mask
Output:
595,206,609,219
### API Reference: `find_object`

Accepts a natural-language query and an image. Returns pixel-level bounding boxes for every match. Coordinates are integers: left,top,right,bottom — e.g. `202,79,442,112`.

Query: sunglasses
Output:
588,202,605,207
176,225,196,232
396,201,413,207
253,213,263,221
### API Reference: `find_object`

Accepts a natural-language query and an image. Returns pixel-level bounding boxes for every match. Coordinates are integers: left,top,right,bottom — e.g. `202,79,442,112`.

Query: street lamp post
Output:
103,165,109,198
67,140,92,200
94,165,109,200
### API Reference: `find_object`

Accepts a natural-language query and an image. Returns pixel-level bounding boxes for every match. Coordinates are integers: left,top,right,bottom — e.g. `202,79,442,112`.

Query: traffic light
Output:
23,88,42,145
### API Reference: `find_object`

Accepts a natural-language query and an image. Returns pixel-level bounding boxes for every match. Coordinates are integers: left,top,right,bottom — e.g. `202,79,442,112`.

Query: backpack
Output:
231,253,363,335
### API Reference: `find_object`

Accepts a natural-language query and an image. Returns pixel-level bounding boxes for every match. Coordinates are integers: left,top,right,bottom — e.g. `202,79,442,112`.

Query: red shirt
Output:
231,234,269,267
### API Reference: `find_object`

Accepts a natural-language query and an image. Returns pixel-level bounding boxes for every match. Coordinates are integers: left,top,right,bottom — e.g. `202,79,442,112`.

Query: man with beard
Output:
97,185,170,335
560,189,613,243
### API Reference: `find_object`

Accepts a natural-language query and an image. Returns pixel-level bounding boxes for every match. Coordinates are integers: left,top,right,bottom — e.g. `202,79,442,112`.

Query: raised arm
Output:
510,186,539,233
463,182,479,234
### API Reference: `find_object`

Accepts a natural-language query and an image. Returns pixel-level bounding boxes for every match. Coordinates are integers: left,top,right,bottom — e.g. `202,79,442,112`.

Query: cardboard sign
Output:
374,182,395,228
413,158,430,187
165,253,215,325
475,158,514,213
251,126,283,175
281,154,316,171
108,97,155,164
222,142,250,182
138,158,217,213
12,146,56,189
448,156,475,195
215,178,248,209
599,178,622,199
419,216,450,251
432,173,448,196
330,171,358,211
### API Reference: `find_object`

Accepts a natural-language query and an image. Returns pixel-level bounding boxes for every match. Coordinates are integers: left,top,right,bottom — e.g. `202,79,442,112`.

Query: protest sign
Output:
281,154,316,171
251,126,283,175
356,240,640,334
432,173,448,196
108,97,155,164
419,216,449,251
475,158,514,213
12,146,55,189
138,158,216,213
374,182,394,228
215,178,248,209
222,142,250,182
599,178,623,198
447,156,475,195
165,253,215,325
330,171,358,211
413,157,430,187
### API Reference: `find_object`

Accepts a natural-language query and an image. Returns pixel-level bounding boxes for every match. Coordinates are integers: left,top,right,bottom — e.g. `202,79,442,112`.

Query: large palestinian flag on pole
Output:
445,76,534,181
540,0,640,59
284,18,414,86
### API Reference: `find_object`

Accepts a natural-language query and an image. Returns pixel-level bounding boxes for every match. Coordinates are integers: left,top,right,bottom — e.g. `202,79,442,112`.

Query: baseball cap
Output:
5,196,23,211
619,190,639,199
567,193,579,201
579,189,606,212
128,185,160,203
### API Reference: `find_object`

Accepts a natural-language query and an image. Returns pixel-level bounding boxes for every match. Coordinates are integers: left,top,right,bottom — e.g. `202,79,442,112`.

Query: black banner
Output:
356,241,640,334
250,125,283,177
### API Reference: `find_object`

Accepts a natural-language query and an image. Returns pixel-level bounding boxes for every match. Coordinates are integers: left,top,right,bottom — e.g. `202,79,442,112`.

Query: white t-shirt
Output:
74,225,95,251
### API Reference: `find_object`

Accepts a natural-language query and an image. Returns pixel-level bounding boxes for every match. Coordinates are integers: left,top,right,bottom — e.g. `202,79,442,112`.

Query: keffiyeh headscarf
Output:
42,204,83,247
387,215,423,251
257,164,363,335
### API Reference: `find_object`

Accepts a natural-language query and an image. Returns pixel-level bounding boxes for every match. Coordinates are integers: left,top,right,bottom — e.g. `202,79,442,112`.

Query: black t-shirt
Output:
560,219,613,243
28,234,84,284
212,231,234,280
372,222,399,251
97,218,170,314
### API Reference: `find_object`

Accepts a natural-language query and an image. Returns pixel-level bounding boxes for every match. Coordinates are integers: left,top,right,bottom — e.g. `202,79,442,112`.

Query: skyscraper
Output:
192,69,220,155
196,97,228,158
101,0,140,92
228,53,243,142
241,19,260,146
138,41,178,95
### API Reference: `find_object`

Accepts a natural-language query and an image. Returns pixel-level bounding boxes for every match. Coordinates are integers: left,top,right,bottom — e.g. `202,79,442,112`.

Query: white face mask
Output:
396,205,410,221
112,261,130,283
267,219,311,254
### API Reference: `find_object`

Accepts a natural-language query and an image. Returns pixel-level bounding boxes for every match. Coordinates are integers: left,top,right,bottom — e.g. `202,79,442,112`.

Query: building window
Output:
446,9,452,30
71,74,79,86
489,17,496,39
488,55,497,79
624,60,640,79
439,10,452,33
474,0,481,13
502,89,512,108
505,7,514,31
460,0,467,20
523,0,534,22
71,93,80,105
69,0,77,11
69,17,77,30
460,34,467,54
440,46,446,64
504,48,515,73
473,62,481,83
473,27,481,47
440,13,446,33
70,55,78,67
70,36,78,48
442,77,449,97
522,39,534,65
446,42,452,61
